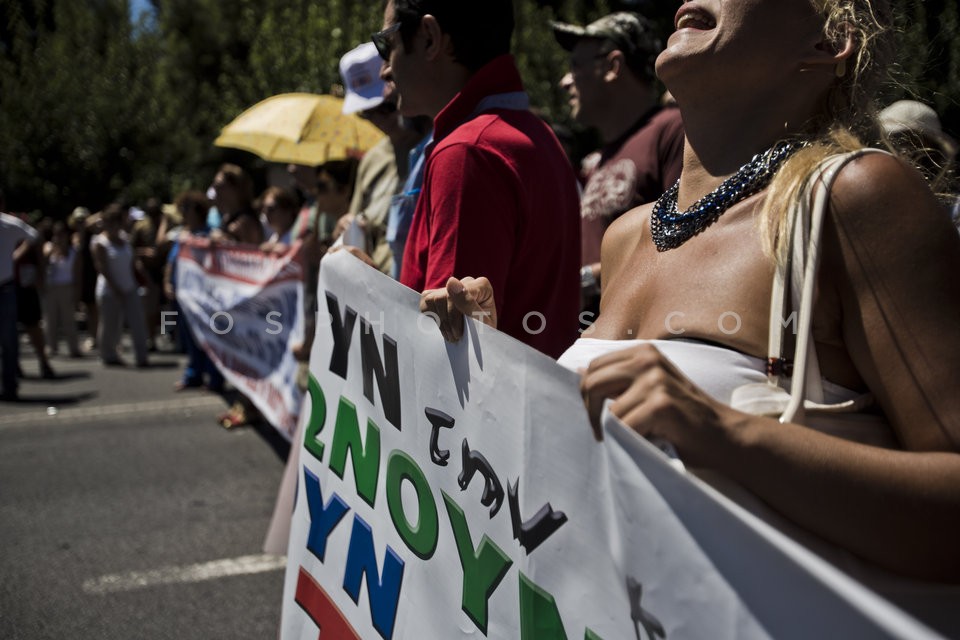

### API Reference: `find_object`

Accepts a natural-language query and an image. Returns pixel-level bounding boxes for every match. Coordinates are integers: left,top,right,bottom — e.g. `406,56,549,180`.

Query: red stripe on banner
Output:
295,566,361,640
201,272,303,287
177,240,305,286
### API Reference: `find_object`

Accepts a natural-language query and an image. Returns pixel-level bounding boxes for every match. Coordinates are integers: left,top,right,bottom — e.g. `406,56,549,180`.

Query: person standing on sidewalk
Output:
42,221,81,358
14,219,56,379
165,191,223,392
91,204,149,367
1,189,39,401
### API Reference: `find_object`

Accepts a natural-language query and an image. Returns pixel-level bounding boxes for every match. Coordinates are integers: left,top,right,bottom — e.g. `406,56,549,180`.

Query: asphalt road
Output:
0,345,290,639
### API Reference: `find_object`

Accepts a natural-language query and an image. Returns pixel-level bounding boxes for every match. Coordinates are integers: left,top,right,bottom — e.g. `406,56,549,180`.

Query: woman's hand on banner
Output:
420,276,498,343
579,343,738,463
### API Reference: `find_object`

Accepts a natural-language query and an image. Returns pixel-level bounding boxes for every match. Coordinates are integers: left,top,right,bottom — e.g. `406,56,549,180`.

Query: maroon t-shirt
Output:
400,55,581,359
580,106,684,266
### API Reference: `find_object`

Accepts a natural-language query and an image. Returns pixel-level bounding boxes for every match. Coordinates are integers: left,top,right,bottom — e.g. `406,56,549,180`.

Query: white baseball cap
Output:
340,42,386,115
879,100,958,159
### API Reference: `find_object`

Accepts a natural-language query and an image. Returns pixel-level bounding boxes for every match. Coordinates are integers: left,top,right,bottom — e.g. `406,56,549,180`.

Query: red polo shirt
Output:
400,55,580,359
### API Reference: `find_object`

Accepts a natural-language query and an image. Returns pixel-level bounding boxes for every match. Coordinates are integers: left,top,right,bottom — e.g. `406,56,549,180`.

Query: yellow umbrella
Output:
214,93,384,165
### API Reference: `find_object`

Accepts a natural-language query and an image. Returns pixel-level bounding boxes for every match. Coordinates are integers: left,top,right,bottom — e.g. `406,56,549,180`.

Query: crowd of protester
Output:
3,0,960,628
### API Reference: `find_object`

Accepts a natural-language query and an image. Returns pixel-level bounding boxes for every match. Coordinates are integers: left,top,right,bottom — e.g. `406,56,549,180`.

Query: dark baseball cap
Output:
552,12,660,74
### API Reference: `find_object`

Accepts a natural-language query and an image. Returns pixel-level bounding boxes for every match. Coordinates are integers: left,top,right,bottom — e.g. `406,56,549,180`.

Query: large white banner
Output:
280,252,941,639
175,238,304,439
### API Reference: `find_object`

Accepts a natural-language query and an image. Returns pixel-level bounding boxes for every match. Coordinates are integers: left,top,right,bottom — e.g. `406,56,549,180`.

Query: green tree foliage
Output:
895,0,960,132
0,0,956,218
0,0,156,214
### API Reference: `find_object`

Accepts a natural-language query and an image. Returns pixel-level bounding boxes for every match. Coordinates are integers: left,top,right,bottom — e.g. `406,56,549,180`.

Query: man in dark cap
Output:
553,12,684,317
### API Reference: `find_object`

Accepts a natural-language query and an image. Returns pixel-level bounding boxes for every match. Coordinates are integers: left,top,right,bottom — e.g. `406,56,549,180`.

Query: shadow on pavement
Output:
140,360,180,369
23,371,93,383
7,391,99,406
251,420,292,462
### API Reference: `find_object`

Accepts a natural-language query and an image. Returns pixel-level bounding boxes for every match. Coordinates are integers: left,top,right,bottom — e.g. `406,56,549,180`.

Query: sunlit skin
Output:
421,0,960,581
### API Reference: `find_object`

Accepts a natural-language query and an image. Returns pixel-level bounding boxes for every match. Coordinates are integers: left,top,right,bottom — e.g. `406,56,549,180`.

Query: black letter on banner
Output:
359,316,401,431
458,439,504,518
326,292,357,379
508,479,567,554
425,408,455,466
627,576,665,640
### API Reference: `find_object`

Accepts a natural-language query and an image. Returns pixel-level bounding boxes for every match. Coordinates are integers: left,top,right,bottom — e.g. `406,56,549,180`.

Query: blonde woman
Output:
421,0,960,611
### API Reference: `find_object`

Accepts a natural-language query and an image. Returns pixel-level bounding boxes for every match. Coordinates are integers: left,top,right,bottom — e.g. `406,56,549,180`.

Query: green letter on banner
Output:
519,572,568,639
329,397,381,507
442,491,513,634
303,374,328,462
386,451,439,560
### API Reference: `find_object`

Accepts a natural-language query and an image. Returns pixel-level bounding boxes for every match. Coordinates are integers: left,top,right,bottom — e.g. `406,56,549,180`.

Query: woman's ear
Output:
803,24,856,76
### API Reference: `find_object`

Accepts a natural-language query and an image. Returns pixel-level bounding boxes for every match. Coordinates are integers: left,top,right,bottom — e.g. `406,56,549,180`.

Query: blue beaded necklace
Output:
651,141,802,251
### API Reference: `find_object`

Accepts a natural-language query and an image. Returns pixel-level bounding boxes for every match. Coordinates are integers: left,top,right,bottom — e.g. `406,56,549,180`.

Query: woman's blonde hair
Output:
759,0,895,258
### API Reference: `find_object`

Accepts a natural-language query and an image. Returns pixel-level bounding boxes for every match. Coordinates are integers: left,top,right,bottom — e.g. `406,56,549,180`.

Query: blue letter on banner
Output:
342,514,405,640
303,467,351,562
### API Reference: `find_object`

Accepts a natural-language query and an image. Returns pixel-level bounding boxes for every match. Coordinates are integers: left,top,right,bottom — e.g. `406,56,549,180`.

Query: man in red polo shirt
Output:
373,0,581,359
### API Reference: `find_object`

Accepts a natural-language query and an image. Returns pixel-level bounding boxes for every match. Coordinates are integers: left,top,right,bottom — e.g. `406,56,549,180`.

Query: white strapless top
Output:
561,338,959,633
558,337,860,405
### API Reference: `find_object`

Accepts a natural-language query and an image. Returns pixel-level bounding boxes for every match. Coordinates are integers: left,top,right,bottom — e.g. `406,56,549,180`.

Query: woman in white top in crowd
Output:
91,203,149,367
420,0,960,596
42,221,81,358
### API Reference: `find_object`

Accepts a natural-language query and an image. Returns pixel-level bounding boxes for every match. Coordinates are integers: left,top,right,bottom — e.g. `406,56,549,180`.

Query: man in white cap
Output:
335,41,429,275
880,100,958,161
880,100,957,178
879,99,959,227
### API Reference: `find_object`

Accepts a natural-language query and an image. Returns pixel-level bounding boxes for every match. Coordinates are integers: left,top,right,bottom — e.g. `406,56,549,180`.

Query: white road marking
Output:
0,396,223,428
82,553,287,595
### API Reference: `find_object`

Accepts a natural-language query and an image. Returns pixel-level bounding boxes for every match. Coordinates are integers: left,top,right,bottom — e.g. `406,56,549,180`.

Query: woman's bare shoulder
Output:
830,151,954,235
601,203,653,281
826,150,960,450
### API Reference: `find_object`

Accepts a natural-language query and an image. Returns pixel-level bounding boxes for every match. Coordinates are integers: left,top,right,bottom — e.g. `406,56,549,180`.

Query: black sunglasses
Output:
372,22,402,60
